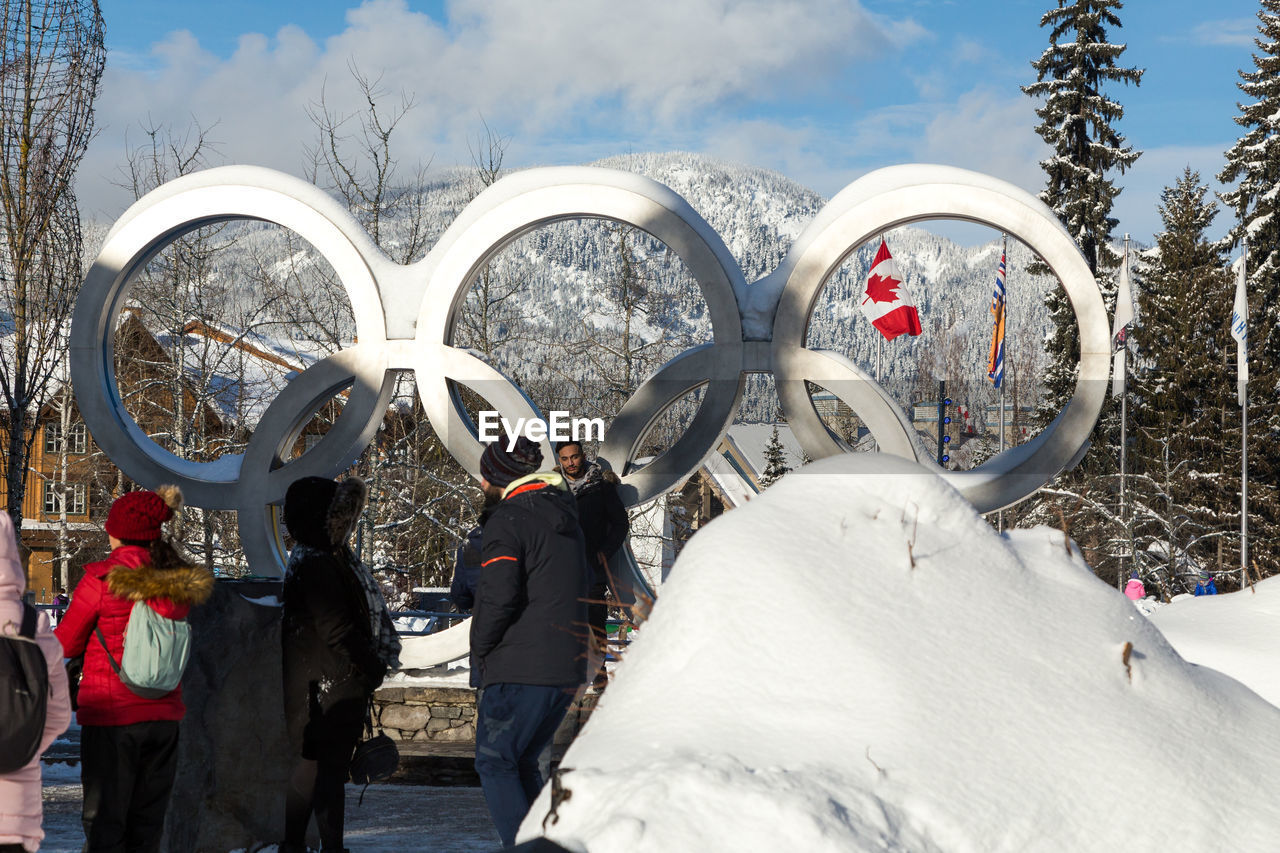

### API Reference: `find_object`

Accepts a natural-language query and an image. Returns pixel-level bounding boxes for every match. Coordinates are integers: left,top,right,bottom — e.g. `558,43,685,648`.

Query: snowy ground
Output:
525,455,1280,851
37,454,1280,851
38,758,499,852
1146,582,1280,708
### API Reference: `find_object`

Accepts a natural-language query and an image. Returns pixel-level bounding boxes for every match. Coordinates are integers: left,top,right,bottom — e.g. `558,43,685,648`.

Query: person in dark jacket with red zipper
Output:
472,436,590,848
55,486,213,853
280,475,400,853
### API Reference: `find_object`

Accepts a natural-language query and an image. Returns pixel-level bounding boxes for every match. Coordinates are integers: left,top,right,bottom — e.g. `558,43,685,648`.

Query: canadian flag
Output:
860,239,923,340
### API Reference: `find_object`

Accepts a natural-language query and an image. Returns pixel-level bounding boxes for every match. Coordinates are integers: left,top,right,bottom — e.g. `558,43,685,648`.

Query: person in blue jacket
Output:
449,502,493,690
449,510,489,614
1194,570,1218,596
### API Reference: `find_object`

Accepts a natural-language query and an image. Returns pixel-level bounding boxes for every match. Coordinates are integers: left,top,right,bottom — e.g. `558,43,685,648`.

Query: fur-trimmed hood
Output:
106,563,215,606
284,475,367,549
325,477,367,546
561,460,619,496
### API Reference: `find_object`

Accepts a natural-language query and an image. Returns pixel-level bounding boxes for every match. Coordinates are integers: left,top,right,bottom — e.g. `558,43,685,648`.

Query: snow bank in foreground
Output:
529,454,1280,851
1149,575,1280,708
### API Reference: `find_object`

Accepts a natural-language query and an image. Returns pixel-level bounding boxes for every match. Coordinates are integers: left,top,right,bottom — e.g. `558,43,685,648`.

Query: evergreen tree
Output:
1218,0,1280,581
1017,1,1143,583
758,426,791,489
1127,169,1236,597
1022,0,1143,414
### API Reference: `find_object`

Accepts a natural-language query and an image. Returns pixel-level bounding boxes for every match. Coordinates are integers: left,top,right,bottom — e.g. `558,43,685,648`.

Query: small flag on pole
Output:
1232,254,1248,407
860,239,923,340
1111,248,1135,398
987,250,1007,388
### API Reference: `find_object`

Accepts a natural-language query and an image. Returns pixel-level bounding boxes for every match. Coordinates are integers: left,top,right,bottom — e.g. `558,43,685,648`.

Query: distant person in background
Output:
281,476,400,853
450,495,498,690
449,522,484,616
450,496,499,616
1194,571,1218,596
52,593,69,626
555,441,629,690
0,512,72,853
55,487,212,853
1123,571,1145,601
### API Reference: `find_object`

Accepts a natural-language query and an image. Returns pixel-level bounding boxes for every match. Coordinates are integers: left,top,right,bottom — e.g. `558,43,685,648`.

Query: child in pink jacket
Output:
0,512,72,852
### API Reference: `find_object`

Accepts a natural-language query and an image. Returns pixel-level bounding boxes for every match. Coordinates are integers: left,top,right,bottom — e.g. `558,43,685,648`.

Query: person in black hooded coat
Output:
280,476,400,853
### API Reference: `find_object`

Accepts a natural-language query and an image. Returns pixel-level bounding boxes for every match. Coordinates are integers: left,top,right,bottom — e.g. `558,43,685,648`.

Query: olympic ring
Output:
70,162,1107,664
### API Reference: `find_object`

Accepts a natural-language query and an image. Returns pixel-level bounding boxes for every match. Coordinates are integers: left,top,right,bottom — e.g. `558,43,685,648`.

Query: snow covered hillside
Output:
88,153,1058,427
529,455,1280,851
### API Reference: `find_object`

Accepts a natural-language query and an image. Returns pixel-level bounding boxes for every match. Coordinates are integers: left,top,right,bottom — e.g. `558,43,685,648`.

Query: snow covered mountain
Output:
90,152,1059,433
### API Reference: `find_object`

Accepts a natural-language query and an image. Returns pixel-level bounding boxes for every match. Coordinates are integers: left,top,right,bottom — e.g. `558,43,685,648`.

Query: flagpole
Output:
1241,236,1249,591
876,233,885,385
999,236,1007,458
998,236,1007,534
1120,236,1130,588
1242,374,1249,590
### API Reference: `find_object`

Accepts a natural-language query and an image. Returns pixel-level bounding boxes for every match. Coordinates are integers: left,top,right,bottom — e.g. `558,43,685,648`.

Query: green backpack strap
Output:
94,624,124,679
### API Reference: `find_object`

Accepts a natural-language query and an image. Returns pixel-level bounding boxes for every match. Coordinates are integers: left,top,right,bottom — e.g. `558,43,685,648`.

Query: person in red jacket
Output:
55,487,213,853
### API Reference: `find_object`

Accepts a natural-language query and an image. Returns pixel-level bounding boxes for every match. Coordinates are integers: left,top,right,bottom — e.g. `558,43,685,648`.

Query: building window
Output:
43,482,86,516
44,422,87,455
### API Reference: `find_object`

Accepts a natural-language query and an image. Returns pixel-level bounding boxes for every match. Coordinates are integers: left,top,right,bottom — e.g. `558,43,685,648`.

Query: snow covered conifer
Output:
758,425,791,490
1220,0,1280,290
1018,1,1143,581
1022,0,1143,415
1129,169,1237,596
1219,0,1280,581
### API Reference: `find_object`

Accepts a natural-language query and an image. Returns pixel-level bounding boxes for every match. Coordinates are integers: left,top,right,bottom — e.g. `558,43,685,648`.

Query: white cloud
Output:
831,89,1046,197
1189,18,1257,48
914,90,1046,193
700,118,840,192
951,36,985,65
78,0,920,219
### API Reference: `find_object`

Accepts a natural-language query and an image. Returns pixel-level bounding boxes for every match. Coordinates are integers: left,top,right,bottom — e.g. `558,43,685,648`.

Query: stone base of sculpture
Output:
162,580,287,852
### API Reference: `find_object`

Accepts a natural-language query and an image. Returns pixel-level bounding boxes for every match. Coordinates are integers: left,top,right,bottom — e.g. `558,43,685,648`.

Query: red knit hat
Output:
105,486,183,542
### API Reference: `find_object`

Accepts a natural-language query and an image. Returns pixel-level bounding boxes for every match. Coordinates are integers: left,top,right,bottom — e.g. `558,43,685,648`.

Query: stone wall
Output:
372,684,596,749
163,580,287,853
373,686,477,744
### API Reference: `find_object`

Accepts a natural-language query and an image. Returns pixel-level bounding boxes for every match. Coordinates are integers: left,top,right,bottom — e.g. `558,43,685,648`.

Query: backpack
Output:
96,600,192,699
0,603,49,773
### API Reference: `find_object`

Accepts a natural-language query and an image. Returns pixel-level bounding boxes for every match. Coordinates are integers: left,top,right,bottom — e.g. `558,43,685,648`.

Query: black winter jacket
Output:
282,547,386,726
568,467,629,574
471,473,590,688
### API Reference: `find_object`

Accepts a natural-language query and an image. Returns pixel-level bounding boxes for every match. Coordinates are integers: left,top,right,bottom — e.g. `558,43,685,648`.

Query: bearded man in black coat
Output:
555,440,629,689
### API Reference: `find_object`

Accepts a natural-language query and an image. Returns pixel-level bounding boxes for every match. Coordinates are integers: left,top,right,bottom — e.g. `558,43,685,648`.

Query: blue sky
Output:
87,0,1265,245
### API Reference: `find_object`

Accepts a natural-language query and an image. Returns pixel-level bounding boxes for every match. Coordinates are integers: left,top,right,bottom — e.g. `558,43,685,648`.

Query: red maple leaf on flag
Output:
863,273,902,305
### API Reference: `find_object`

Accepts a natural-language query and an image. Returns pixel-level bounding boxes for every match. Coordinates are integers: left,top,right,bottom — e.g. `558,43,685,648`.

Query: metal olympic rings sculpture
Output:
71,162,1108,602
